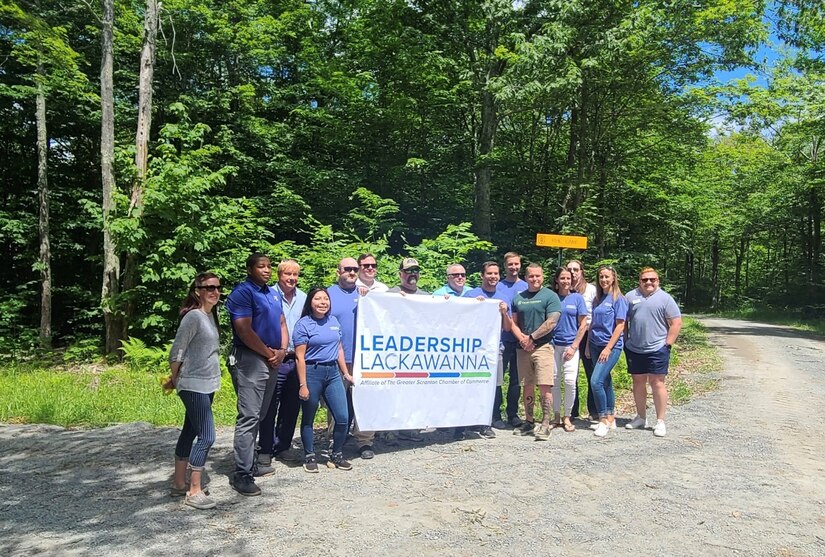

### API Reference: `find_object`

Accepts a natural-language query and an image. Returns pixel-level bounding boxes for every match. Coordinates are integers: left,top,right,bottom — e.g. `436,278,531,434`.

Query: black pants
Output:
571,350,597,418
258,360,301,455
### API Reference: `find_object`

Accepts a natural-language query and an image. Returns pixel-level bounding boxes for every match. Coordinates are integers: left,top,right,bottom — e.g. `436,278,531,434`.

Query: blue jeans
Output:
300,362,349,456
589,343,622,417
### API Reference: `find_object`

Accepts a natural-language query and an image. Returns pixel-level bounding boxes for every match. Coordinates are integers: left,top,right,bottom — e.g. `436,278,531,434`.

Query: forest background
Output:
1,0,824,359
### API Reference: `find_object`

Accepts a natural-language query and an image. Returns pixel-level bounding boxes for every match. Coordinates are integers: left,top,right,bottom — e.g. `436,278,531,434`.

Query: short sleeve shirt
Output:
327,284,359,363
497,279,528,342
226,279,283,349
292,315,342,363
589,294,629,349
512,287,562,345
625,287,682,353
552,292,587,346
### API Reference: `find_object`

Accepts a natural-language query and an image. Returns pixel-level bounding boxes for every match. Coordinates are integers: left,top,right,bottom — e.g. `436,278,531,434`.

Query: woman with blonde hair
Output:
586,265,628,438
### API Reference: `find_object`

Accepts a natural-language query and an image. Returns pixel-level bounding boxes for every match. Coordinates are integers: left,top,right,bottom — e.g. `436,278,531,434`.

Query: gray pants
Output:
229,345,278,478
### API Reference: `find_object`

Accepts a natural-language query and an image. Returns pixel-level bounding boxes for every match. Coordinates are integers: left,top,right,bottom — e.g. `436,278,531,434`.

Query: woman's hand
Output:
299,385,309,401
564,346,576,361
343,373,354,384
598,347,611,363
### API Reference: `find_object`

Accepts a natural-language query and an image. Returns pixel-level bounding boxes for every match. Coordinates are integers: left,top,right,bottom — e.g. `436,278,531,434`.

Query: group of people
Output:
165,251,681,510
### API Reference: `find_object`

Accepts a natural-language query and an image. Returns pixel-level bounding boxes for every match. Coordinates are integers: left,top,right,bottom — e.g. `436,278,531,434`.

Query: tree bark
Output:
473,85,496,241
36,61,51,349
711,235,720,309
100,0,120,355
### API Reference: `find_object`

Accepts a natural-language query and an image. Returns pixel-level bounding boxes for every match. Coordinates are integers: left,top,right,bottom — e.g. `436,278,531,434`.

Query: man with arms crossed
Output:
624,267,682,438
258,259,306,466
497,252,528,427
509,263,562,440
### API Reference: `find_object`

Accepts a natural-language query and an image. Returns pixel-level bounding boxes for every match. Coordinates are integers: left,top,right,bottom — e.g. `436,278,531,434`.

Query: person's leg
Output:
631,374,649,418
299,365,323,456
563,350,580,419
535,344,555,427
517,348,534,423
581,350,597,419
173,390,196,491
321,365,349,454
275,364,301,454
649,374,668,421
589,343,610,420
492,386,503,423
231,347,270,480
570,362,580,419
503,341,521,421
523,382,535,423
258,378,279,458
182,392,216,496
600,347,623,425
552,346,564,419
538,385,553,427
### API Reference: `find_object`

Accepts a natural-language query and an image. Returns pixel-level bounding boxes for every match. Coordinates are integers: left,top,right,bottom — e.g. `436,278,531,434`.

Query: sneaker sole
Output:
327,462,353,471
231,487,261,496
185,499,217,510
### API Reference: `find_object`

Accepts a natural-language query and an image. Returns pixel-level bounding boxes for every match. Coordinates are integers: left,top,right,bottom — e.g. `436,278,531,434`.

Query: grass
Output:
0,317,718,427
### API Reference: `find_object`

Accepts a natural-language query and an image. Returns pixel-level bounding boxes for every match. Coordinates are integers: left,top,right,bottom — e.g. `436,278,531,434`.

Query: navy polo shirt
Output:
226,278,284,350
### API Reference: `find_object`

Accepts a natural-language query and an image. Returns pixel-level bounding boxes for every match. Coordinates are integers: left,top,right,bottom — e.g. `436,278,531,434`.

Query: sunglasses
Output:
448,273,466,278
640,277,658,283
196,285,222,292
360,263,377,269
402,268,420,274
341,266,358,273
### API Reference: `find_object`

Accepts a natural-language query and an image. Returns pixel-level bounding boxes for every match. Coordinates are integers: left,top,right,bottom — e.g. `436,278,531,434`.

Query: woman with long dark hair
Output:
167,272,222,509
586,265,628,438
293,287,353,473
550,267,588,432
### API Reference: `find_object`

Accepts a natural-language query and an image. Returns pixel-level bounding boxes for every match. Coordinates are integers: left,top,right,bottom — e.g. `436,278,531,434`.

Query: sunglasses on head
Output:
196,285,221,292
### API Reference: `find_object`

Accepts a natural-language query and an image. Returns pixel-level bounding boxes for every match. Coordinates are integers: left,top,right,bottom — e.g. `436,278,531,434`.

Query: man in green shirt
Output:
509,263,562,440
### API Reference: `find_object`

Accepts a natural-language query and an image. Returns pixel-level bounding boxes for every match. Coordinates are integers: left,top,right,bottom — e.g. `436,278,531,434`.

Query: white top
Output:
356,278,389,292
582,283,597,326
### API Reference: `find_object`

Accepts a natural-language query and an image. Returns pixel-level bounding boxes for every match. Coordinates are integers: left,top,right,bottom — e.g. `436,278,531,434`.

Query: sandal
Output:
562,419,576,432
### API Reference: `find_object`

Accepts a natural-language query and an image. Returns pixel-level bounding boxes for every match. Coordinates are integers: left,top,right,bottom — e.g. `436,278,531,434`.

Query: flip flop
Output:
562,420,576,432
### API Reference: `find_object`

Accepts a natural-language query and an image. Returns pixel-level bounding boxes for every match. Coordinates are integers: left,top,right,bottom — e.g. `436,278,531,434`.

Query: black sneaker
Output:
509,416,524,428
253,462,275,477
327,452,353,471
477,426,496,439
359,445,375,460
230,474,261,497
453,428,466,440
513,421,535,436
303,455,319,473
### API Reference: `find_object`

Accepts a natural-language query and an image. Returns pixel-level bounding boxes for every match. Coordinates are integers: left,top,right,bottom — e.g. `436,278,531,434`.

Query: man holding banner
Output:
509,263,562,441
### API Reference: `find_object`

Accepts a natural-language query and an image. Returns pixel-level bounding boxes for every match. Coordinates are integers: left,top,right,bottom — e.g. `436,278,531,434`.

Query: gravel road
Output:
2,317,824,556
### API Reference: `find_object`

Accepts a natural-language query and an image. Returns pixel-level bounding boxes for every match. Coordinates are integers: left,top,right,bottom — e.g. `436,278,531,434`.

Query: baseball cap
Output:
399,257,420,271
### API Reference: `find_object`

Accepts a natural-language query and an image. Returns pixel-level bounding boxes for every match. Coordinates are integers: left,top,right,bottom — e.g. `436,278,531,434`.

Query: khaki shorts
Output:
517,343,555,386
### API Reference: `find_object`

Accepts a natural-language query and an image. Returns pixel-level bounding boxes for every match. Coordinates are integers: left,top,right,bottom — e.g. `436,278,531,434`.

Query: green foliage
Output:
120,337,170,375
62,338,103,364
405,223,496,291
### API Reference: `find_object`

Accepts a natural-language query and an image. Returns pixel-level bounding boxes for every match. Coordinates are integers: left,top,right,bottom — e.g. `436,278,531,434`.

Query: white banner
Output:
352,292,501,430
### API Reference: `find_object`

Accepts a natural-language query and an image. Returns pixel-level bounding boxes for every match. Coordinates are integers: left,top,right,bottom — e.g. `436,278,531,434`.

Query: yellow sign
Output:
535,233,588,249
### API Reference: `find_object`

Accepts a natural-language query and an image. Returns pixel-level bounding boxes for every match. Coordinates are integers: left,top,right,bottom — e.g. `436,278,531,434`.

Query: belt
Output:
283,353,296,362
306,360,337,366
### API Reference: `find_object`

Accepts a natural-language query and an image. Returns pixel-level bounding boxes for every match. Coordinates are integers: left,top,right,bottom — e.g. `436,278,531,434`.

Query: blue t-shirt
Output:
226,279,284,350
589,294,628,349
497,279,528,343
292,315,342,363
464,287,509,345
553,292,587,346
327,283,359,363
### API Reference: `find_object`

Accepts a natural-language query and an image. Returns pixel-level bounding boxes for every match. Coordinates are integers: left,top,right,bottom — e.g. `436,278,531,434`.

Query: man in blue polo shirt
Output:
225,253,288,497
433,263,471,297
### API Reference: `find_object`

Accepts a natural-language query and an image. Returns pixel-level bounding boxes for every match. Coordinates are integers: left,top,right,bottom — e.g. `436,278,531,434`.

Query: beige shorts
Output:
517,343,555,386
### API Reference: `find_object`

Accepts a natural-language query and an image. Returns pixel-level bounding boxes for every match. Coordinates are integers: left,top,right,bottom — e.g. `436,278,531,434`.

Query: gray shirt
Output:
625,287,681,353
169,309,221,394
387,286,430,295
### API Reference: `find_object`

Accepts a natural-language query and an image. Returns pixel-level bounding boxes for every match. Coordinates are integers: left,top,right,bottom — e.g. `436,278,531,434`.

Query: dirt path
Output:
2,317,824,556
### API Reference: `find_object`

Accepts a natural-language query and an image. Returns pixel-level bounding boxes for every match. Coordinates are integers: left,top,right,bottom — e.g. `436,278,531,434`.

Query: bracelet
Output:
299,383,306,388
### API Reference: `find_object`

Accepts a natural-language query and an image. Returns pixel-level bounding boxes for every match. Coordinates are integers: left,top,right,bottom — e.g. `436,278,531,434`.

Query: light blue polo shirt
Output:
433,284,471,297
274,284,306,352
327,283,359,364
589,294,628,349
553,292,587,346
293,315,342,363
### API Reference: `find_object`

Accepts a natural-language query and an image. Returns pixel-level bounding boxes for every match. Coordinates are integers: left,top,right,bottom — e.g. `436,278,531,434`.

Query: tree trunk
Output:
711,235,720,309
100,0,120,355
473,86,496,241
734,235,746,301
121,0,159,340
36,62,51,349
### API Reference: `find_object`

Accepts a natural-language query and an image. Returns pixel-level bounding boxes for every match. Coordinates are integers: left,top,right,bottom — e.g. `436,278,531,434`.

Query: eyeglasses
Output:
196,285,222,292
402,268,420,274
448,273,466,278
640,277,658,283
360,263,377,269
341,266,358,273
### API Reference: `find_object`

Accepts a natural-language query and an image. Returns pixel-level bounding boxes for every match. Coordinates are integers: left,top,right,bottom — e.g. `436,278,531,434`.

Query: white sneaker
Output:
625,415,647,429
653,421,667,437
593,423,609,437
608,420,617,430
